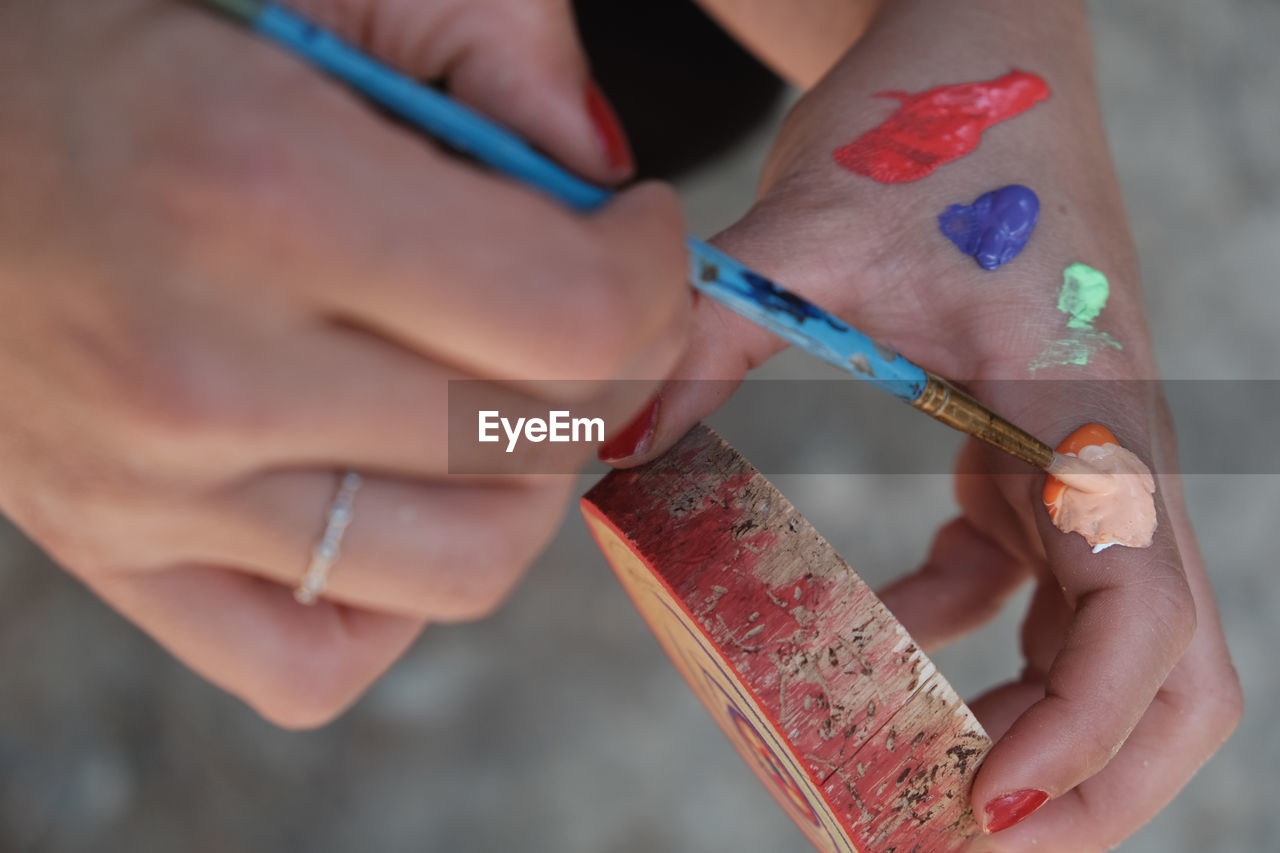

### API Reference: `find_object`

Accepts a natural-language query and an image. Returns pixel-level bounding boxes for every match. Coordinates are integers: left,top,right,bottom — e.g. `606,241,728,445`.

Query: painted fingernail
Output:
598,396,659,462
983,789,1049,833
585,81,633,174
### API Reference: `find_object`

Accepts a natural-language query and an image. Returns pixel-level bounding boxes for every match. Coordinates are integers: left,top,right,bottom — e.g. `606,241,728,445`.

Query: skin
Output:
694,0,884,87
0,0,691,727
624,0,1237,849
0,0,1241,850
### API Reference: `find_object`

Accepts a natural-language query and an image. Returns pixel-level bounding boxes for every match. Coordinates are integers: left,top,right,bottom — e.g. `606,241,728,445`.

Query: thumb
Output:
598,215,800,465
293,0,631,184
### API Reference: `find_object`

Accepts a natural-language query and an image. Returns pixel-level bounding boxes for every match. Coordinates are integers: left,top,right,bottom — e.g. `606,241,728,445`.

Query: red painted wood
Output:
581,424,990,853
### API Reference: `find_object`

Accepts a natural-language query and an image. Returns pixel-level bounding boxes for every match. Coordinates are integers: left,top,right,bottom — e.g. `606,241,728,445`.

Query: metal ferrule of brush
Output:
910,374,1055,470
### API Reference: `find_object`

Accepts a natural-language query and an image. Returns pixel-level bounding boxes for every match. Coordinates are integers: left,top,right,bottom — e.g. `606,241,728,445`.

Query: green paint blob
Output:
1029,262,1123,373
1058,263,1110,329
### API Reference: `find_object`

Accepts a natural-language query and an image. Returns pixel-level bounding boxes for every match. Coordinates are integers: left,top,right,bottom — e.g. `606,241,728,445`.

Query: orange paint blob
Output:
1043,423,1119,509
1044,424,1157,553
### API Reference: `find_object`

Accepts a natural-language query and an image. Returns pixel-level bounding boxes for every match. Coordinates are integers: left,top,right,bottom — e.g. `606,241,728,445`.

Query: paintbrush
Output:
191,0,1098,485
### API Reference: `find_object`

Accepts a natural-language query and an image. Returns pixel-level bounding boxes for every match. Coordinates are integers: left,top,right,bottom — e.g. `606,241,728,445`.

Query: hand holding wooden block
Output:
581,424,991,853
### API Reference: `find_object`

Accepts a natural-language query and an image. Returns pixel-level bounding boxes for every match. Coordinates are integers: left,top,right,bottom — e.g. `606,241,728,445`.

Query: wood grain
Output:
581,424,990,853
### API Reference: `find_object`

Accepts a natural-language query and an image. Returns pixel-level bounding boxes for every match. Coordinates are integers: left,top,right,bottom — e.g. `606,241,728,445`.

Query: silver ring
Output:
294,471,363,605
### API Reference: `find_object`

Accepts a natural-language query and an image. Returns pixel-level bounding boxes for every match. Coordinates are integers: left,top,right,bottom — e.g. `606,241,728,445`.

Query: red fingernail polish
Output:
983,789,1049,833
598,396,659,462
585,81,633,174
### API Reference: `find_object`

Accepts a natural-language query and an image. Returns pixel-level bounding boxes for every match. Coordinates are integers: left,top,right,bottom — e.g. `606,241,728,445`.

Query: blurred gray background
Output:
2,0,1276,851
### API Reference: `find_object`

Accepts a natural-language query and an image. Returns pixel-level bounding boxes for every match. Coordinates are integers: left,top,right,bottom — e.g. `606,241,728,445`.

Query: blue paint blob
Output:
938,184,1040,271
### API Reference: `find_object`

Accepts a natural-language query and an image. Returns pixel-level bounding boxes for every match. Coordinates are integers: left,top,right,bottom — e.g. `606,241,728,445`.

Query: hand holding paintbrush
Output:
191,0,1103,489
0,0,692,721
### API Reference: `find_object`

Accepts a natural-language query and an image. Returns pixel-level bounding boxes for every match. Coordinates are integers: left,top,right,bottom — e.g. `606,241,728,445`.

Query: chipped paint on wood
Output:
581,424,990,853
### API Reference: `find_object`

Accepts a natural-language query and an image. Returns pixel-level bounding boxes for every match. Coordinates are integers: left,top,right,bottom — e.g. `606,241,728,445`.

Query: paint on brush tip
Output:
1030,262,1123,371
938,184,1040,270
1044,424,1157,552
833,70,1050,183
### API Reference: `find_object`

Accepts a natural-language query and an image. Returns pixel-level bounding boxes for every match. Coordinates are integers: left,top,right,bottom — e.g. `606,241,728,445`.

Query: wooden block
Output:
581,424,991,853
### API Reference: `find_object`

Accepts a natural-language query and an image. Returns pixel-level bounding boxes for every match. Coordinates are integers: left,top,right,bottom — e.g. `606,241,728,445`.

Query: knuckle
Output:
114,376,223,451
140,107,311,246
1140,572,1198,654
557,247,648,377
1186,669,1245,744
13,459,157,575
433,535,534,621
565,255,687,378
251,653,368,731
1154,668,1243,772
103,334,256,454
629,180,685,227
1116,569,1197,662
1210,673,1246,736
426,485,564,621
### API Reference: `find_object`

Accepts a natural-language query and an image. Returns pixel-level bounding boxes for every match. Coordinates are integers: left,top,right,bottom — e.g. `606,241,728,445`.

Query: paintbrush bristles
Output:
1046,452,1113,493
909,376,1120,491
910,375,1056,470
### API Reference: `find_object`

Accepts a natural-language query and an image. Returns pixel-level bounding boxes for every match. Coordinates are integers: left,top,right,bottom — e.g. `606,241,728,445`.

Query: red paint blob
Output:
834,70,1050,183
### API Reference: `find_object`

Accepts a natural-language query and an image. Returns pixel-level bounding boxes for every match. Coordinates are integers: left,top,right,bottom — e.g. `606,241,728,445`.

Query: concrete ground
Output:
2,1,1276,851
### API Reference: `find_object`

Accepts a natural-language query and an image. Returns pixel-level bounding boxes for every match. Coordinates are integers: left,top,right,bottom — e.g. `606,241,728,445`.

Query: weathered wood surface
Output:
581,424,990,853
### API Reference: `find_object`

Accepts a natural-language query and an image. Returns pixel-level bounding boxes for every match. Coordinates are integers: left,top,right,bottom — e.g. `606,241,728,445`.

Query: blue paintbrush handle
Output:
252,2,928,400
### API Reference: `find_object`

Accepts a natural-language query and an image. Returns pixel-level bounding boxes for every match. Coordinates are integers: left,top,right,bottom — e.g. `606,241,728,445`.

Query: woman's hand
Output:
0,0,689,727
609,0,1242,847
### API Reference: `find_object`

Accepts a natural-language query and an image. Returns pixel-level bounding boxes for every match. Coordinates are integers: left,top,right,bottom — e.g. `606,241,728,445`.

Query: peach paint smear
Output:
1044,424,1157,554
833,70,1049,183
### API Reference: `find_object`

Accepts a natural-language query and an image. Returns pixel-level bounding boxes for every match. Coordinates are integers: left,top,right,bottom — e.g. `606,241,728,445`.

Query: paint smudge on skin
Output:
1029,262,1123,372
1044,423,1157,553
938,184,1040,270
833,70,1050,183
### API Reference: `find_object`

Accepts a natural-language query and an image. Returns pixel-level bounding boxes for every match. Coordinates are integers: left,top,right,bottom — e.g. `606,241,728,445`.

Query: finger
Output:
323,175,692,386
953,438,1049,569
968,650,1240,850
86,563,423,729
967,475,1242,848
964,400,1197,830
302,164,690,384
161,470,575,622
141,319,668,480
601,229,800,466
294,0,629,182
875,517,1030,652
179,65,689,385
